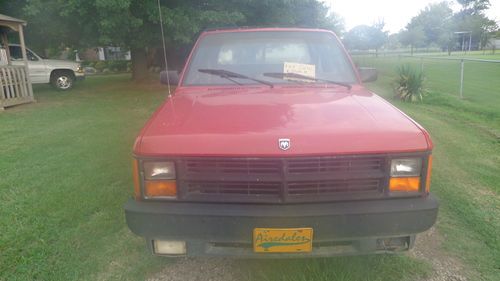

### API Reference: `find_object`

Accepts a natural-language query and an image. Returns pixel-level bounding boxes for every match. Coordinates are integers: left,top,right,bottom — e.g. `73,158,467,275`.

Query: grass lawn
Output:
241,55,500,280
0,75,170,280
355,55,500,280
354,55,500,134
1,66,499,280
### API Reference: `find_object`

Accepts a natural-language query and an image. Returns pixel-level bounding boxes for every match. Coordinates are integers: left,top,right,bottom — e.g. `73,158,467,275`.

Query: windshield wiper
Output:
263,72,352,90
199,69,274,88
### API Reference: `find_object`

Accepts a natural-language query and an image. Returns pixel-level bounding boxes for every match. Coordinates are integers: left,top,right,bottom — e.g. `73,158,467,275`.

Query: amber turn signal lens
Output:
389,177,420,192
144,180,177,198
425,155,433,193
133,160,141,200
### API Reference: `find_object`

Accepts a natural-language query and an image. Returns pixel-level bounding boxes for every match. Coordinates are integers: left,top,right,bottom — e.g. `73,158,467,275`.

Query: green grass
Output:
354,55,500,134
354,54,500,280
386,101,500,281
1,64,499,280
243,54,500,280
0,75,170,280
0,75,432,281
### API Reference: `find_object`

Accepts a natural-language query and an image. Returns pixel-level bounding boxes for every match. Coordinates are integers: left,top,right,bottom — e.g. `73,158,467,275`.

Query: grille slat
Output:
288,179,380,195
179,156,386,203
287,157,383,174
187,182,281,196
185,159,281,175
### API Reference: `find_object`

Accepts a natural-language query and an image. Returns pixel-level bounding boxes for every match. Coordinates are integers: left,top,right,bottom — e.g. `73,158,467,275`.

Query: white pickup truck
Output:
3,44,85,90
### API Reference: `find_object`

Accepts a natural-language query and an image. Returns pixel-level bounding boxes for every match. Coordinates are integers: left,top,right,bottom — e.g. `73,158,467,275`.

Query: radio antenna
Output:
157,0,171,95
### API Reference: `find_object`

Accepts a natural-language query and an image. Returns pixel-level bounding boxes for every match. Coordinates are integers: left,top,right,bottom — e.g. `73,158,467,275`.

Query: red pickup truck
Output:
125,28,438,257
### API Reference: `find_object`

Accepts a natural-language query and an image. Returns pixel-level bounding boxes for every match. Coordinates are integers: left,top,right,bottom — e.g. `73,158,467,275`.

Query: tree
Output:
385,33,403,50
406,2,453,47
343,24,387,55
452,12,497,50
80,0,246,80
399,26,426,55
1,0,343,80
456,0,490,16
393,0,496,53
242,0,343,31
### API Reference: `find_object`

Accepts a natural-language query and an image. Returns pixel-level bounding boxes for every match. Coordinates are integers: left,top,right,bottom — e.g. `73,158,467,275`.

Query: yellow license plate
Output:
253,228,313,253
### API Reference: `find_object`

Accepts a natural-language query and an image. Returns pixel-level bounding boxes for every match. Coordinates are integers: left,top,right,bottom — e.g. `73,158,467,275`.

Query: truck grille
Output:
287,179,381,195
287,157,384,174
176,156,387,203
184,158,281,175
187,181,282,195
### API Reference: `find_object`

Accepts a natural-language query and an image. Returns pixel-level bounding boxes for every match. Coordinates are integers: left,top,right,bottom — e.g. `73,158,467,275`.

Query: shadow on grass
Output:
236,254,430,281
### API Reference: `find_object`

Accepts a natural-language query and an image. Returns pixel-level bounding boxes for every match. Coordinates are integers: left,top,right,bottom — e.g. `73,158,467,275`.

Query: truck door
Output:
9,45,48,84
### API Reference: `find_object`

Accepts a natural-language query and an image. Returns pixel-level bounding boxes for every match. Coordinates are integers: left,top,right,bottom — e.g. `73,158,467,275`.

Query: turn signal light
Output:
133,160,141,200
389,177,420,193
144,180,177,198
425,155,433,193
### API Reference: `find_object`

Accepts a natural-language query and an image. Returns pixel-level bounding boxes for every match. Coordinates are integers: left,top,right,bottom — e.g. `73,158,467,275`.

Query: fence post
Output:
459,59,464,99
420,57,424,73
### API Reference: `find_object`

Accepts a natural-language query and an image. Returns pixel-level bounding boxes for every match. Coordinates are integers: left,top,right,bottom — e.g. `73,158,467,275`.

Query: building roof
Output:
0,14,27,25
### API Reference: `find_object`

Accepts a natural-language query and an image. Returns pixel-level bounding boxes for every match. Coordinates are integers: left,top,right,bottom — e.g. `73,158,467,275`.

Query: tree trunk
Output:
131,47,148,81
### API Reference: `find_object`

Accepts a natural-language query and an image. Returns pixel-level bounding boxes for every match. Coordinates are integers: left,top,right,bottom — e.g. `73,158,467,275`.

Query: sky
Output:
323,0,500,34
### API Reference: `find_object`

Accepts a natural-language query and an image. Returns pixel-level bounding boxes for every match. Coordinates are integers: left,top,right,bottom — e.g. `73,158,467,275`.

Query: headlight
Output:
76,65,83,73
390,158,422,177
140,161,177,199
143,161,176,180
389,158,423,194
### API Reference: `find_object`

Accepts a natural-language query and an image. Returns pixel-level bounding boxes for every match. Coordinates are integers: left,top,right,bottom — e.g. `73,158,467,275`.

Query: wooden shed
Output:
0,13,34,110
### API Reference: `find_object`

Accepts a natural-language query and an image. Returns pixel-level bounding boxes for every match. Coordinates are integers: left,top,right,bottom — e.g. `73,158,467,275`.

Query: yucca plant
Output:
394,64,427,102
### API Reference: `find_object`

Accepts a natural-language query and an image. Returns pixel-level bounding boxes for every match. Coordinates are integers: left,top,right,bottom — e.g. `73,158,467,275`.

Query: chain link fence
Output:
352,54,500,110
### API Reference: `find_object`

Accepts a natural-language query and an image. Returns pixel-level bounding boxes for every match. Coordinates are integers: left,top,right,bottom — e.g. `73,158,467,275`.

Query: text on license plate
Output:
253,228,313,253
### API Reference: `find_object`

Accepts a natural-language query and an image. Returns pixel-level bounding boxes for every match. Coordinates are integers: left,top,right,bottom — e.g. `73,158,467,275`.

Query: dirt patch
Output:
410,226,470,281
147,258,236,281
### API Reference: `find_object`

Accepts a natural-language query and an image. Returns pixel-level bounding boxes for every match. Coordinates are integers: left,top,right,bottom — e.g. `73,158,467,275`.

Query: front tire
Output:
51,71,74,90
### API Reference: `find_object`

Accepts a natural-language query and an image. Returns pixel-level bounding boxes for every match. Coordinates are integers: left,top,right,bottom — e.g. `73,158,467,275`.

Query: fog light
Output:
153,240,186,255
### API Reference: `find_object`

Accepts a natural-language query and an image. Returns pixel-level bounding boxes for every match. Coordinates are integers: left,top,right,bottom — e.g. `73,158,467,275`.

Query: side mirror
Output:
358,67,378,83
160,70,179,86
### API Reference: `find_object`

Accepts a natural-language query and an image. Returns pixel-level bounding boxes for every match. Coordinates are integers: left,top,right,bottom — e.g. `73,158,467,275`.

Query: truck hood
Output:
135,85,430,156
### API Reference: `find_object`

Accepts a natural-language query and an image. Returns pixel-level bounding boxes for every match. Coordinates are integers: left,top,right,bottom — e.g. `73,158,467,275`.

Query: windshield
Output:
183,31,357,86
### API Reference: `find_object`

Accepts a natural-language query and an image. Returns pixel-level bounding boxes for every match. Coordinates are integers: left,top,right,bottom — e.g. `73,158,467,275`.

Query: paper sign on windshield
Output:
284,62,316,81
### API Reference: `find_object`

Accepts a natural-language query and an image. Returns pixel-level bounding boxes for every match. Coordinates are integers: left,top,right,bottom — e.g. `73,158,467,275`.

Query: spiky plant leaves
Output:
394,64,427,102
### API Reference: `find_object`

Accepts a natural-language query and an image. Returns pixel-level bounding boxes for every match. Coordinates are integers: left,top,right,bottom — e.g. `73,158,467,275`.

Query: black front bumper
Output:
124,195,438,257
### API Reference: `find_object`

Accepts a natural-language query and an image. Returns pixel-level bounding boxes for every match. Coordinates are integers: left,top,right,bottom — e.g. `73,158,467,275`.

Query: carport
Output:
0,13,34,110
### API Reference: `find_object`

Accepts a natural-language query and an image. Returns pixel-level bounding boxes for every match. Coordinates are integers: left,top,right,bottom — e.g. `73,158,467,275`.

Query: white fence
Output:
0,65,34,109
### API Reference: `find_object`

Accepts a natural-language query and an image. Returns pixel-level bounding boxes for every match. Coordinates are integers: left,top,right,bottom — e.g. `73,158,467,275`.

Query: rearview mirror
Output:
160,70,179,86
358,67,378,83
